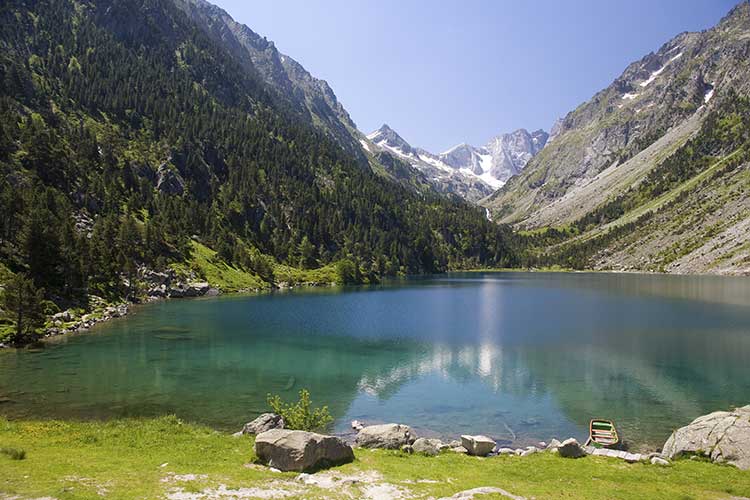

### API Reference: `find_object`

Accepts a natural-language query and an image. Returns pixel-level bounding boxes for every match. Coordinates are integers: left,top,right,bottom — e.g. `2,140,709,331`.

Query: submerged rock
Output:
241,413,285,435
460,435,495,456
662,405,750,470
254,429,353,472
355,424,415,449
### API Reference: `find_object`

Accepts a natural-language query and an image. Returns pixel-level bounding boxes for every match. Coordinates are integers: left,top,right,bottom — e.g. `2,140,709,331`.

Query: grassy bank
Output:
0,417,747,499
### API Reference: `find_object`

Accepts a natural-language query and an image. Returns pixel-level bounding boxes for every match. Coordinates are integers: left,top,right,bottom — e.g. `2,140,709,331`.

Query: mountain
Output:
172,0,366,163
364,125,548,202
492,1,750,275
0,0,520,342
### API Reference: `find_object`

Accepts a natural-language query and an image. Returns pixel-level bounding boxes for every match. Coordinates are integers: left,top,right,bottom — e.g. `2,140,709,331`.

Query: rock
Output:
355,424,415,449
351,420,364,431
446,440,462,448
401,444,414,454
53,311,72,322
149,284,168,297
624,453,643,463
496,447,516,455
254,429,354,472
412,438,442,456
546,438,562,451
242,413,285,435
460,435,496,457
662,405,750,470
257,431,352,472
156,162,185,195
650,456,670,466
520,447,537,457
169,282,210,298
448,446,468,454
557,438,587,459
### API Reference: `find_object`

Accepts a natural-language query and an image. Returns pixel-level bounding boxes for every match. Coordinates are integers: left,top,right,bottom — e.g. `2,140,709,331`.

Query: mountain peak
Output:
367,124,414,156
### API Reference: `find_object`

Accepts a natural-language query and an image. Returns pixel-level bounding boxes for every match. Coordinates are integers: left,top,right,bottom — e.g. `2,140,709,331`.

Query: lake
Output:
1,272,750,449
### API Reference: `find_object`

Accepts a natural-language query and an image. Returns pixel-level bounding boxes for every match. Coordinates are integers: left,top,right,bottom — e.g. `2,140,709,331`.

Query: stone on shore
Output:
546,438,562,452
650,456,670,466
412,438,443,456
557,438,587,458
241,413,285,435
460,435,495,456
355,424,415,449
662,405,750,470
254,429,354,472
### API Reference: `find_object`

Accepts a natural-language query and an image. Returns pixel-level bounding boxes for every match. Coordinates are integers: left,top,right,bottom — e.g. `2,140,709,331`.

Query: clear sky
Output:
213,0,737,152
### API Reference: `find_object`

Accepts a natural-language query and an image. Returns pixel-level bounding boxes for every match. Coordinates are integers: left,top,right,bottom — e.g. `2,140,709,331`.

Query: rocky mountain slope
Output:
173,0,366,163
363,125,548,203
486,2,750,226
489,1,750,275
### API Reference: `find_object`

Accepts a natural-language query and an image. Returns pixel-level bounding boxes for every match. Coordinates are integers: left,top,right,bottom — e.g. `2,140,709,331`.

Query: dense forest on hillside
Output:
0,0,519,343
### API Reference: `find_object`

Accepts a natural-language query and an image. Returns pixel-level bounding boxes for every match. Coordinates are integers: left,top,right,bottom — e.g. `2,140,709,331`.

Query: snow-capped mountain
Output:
364,125,548,201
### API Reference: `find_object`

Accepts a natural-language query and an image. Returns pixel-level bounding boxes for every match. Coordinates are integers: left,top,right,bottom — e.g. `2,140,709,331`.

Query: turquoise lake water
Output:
1,272,750,449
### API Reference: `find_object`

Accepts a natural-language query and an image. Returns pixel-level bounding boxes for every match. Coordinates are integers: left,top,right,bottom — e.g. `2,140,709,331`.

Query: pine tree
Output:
3,273,45,344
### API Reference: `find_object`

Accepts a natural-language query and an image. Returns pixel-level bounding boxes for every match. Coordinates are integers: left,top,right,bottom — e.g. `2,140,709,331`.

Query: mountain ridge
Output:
364,124,548,202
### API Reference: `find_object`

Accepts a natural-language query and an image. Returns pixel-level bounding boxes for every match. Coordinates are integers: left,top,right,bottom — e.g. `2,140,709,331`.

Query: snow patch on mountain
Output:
365,124,548,198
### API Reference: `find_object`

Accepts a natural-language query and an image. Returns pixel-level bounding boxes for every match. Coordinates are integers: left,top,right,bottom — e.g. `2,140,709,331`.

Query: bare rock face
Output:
662,405,750,470
355,423,416,449
241,413,284,435
460,435,496,456
254,429,354,472
156,162,185,195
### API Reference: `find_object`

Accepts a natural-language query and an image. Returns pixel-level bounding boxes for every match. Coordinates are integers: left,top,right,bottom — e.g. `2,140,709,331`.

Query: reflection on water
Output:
1,272,749,448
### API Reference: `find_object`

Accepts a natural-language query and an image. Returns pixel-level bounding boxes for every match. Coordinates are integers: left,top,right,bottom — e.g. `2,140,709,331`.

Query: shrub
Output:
266,389,333,432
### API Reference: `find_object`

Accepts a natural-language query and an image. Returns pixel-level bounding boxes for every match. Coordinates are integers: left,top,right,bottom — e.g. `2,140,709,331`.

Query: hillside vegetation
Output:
0,0,519,343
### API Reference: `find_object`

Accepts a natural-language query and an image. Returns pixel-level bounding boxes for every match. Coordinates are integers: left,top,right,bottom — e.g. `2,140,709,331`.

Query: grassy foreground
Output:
1,417,748,499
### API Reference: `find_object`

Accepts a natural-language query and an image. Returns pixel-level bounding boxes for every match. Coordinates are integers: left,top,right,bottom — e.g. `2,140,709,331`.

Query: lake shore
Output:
1,416,748,500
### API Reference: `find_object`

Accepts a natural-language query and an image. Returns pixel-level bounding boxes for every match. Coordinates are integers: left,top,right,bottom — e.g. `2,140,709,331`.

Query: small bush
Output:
267,389,333,432
1,446,26,460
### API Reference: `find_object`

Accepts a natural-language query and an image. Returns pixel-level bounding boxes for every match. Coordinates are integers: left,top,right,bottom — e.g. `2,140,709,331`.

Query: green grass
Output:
0,417,747,499
171,240,269,293
273,262,340,286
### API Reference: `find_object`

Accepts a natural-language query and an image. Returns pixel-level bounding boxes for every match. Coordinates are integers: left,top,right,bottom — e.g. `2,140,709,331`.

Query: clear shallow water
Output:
1,272,750,449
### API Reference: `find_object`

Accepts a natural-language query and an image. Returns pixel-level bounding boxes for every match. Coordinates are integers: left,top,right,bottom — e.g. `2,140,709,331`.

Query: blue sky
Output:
214,0,736,152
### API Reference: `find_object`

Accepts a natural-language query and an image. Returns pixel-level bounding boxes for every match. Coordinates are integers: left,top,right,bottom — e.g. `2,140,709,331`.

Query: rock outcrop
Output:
662,405,750,470
156,162,185,195
355,424,415,449
254,429,354,472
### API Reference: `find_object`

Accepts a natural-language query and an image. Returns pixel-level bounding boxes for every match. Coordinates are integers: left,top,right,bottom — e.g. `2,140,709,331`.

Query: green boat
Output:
585,419,620,448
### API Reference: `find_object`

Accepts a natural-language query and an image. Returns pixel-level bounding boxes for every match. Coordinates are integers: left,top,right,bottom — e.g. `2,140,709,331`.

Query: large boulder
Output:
557,438,587,458
662,405,750,470
241,413,285,435
355,424,415,449
254,429,354,472
460,435,496,456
